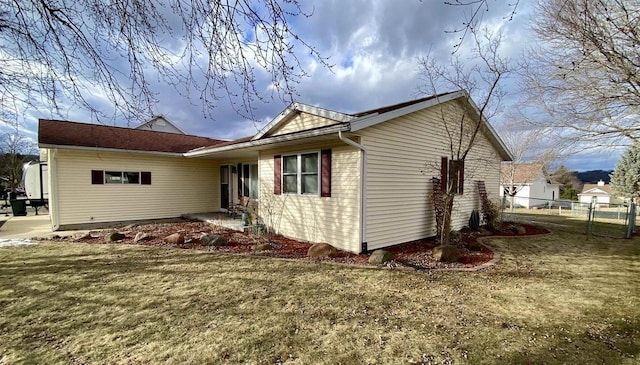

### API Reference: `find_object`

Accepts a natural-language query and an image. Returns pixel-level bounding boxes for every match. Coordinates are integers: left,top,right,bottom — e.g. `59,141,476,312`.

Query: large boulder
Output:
307,243,337,258
104,232,126,243
368,249,393,265
432,245,461,263
200,234,228,247
164,233,185,245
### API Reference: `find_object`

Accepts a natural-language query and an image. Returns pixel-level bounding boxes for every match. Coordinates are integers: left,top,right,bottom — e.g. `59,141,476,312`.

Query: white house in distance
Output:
38,90,513,253
578,180,623,206
500,163,560,208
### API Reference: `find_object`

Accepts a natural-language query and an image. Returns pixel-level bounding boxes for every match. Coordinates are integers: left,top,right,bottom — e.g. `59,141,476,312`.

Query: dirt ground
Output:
48,220,548,270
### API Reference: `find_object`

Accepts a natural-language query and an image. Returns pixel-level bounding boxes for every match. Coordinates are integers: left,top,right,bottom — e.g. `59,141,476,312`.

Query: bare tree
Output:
417,27,510,247
444,0,520,51
522,0,640,148
0,128,36,193
0,0,327,124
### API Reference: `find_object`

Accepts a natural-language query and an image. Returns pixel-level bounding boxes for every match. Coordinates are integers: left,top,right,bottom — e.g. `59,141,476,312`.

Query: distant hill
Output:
576,170,613,184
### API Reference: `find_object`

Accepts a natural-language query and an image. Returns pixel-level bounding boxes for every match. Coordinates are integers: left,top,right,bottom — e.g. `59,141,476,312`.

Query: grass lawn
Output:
0,214,638,364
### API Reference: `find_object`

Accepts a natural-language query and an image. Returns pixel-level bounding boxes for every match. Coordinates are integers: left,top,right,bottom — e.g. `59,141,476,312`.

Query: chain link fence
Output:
502,196,638,239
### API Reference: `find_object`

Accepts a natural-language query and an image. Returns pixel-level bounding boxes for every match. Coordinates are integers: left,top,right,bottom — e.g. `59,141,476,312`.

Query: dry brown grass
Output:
0,213,638,364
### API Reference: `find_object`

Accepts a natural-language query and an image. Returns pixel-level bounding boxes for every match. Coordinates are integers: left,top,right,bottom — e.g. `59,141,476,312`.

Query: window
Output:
274,149,331,197
282,152,319,195
92,170,151,185
440,157,464,195
240,163,259,199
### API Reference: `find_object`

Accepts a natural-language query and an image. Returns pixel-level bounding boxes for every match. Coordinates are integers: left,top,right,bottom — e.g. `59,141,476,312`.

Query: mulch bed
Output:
49,220,549,270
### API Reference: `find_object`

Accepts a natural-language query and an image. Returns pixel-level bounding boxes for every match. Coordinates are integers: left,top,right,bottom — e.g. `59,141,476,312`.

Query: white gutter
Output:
48,149,60,231
38,144,185,157
338,131,368,253
186,124,351,157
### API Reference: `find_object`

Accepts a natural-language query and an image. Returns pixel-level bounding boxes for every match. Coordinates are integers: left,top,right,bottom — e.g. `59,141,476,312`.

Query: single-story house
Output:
500,163,560,208
578,180,624,206
38,90,512,253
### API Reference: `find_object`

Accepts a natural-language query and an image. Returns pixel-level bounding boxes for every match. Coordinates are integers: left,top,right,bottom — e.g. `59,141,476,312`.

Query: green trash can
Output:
10,199,27,216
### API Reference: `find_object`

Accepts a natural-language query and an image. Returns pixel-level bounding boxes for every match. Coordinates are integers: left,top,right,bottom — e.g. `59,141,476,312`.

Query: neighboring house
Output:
578,180,624,206
38,90,512,253
134,116,187,134
500,163,560,208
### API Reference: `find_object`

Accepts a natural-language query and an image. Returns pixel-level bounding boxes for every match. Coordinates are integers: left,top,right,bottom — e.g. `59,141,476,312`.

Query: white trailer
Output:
22,161,49,202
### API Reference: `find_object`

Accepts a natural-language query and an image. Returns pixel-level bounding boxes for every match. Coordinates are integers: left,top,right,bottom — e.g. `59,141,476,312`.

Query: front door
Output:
220,165,230,210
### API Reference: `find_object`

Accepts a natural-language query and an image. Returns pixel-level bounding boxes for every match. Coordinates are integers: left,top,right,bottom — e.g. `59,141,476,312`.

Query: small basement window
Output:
92,170,151,185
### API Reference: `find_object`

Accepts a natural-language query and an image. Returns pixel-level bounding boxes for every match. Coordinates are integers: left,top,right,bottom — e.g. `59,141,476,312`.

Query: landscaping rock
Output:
432,245,461,262
133,232,152,243
307,243,337,258
122,224,138,230
368,249,393,265
104,232,126,243
72,232,91,241
200,234,228,247
251,243,272,252
164,233,185,245
515,225,527,235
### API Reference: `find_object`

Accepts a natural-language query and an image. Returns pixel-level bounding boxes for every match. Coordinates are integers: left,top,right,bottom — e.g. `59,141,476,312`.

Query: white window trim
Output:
282,151,320,196
104,171,142,184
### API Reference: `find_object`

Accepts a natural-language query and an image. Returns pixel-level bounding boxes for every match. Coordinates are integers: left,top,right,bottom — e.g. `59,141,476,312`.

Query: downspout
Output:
338,131,368,253
48,149,60,231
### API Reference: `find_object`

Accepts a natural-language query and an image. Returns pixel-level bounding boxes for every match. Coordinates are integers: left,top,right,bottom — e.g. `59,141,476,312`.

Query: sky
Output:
4,0,624,171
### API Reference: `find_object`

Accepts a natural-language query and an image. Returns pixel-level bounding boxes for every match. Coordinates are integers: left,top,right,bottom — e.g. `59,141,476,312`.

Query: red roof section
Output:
38,119,223,153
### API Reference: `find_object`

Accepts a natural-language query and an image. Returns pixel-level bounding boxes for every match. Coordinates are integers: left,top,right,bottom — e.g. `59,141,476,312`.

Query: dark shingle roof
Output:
39,119,223,154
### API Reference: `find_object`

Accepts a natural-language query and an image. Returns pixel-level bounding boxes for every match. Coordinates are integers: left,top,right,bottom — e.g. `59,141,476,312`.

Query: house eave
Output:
185,124,351,157
38,143,185,157
251,103,354,141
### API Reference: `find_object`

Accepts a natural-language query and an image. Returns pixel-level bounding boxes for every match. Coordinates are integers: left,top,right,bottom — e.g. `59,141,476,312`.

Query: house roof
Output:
501,163,547,184
38,119,223,154
579,184,612,196
39,91,514,162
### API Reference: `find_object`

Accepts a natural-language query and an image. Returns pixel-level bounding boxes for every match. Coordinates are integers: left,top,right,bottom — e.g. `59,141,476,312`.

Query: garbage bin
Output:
10,199,27,216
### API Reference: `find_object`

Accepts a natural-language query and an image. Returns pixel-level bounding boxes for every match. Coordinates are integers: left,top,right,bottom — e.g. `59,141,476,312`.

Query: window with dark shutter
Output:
274,155,282,195
321,149,331,197
441,158,465,195
141,171,152,185
91,170,104,184
440,157,448,192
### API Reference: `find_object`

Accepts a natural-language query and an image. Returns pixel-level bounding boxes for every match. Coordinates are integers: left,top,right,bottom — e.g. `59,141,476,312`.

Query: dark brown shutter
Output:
440,157,448,192
458,160,464,195
321,149,332,197
91,170,103,184
274,155,281,195
237,163,242,198
141,171,152,185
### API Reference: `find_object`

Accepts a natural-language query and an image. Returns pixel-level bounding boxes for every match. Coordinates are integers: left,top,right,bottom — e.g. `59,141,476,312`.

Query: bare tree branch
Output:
0,0,329,124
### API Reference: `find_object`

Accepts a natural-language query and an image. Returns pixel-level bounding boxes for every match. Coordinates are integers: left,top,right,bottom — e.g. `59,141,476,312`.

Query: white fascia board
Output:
252,102,353,141
349,91,465,132
186,124,350,157
38,144,185,157
295,103,354,123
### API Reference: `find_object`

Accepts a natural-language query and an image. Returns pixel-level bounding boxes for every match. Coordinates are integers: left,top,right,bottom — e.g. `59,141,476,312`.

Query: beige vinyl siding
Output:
259,143,361,253
268,112,340,137
53,149,218,227
358,102,502,250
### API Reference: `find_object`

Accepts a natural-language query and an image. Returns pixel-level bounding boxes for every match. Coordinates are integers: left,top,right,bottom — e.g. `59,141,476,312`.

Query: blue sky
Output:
3,0,623,171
